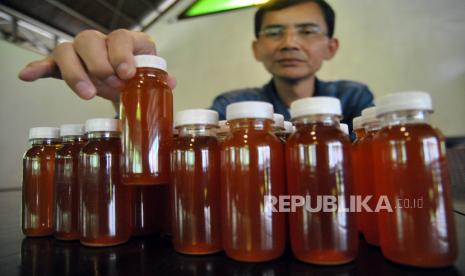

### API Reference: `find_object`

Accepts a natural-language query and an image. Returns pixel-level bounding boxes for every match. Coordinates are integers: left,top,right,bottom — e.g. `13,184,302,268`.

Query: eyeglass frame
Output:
258,23,328,41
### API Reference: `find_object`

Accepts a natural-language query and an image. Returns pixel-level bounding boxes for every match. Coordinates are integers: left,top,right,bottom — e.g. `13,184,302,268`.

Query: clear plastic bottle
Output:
373,91,457,267
80,118,132,246
22,127,61,237
222,101,285,262
358,107,381,246
286,97,357,265
120,55,173,185
54,124,86,240
171,109,222,254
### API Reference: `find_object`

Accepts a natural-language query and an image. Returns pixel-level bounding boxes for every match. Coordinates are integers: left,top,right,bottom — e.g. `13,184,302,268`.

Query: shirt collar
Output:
263,77,321,120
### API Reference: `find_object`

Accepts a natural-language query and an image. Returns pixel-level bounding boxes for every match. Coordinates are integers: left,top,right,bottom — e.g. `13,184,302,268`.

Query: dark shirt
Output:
210,78,374,133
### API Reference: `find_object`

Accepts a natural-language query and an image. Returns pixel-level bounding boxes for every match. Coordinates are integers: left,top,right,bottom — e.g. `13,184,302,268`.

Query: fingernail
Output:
105,75,124,88
18,66,33,79
75,81,96,99
117,63,135,79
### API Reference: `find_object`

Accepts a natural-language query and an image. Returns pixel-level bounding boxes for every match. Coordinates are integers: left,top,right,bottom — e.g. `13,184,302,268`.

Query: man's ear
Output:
252,40,262,61
324,37,339,60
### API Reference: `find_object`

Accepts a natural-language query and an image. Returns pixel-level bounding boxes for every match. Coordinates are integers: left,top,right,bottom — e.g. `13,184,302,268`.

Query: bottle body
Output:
171,126,221,254
80,132,132,246
120,67,173,185
22,139,61,237
286,119,358,265
54,136,87,240
373,113,457,267
221,118,285,262
132,185,166,236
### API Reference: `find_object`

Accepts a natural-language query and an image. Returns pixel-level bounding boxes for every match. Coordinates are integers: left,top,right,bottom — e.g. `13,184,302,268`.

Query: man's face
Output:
253,2,338,82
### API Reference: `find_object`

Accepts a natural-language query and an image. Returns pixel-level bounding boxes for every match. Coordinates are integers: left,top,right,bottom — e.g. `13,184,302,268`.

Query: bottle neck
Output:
379,110,431,128
136,67,167,79
354,128,366,139
364,120,381,133
30,138,60,146
86,131,121,140
177,124,217,137
293,114,340,128
228,118,273,132
61,135,86,143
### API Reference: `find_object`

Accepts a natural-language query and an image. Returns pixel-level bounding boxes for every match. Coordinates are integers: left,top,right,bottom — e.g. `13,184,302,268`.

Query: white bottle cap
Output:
340,123,349,135
85,118,121,133
226,101,274,120
290,97,342,119
60,124,85,137
272,113,285,129
134,55,167,71
352,116,363,130
283,121,293,133
375,91,433,116
174,109,219,127
29,127,60,140
361,107,379,125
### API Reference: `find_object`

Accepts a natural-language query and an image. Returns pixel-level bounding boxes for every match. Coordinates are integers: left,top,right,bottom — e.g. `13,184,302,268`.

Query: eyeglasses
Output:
259,24,327,41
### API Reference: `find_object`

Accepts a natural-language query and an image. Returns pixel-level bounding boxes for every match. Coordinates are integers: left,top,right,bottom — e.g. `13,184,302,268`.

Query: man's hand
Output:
18,29,177,102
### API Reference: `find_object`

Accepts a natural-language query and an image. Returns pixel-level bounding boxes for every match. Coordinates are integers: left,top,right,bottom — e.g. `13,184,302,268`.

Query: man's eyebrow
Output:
262,24,285,29
262,22,321,29
294,22,321,28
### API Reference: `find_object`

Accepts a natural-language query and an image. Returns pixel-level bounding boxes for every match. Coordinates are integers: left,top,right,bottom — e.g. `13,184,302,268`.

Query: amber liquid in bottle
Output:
171,127,221,254
351,128,366,235
120,67,173,185
132,185,168,236
286,120,358,265
54,136,87,240
374,121,457,267
358,128,380,246
221,118,285,262
80,132,132,246
22,138,61,237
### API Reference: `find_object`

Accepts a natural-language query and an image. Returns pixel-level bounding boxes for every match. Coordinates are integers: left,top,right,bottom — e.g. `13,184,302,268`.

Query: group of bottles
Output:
22,53,456,267
23,54,173,246
352,91,457,267
22,119,170,246
169,98,355,264
170,92,457,267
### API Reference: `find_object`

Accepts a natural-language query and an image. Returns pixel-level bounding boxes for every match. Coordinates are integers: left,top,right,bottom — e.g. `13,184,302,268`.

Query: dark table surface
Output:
0,190,464,276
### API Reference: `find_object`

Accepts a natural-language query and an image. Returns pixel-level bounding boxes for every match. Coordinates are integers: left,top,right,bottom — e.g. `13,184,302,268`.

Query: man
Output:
18,0,372,130
211,0,373,127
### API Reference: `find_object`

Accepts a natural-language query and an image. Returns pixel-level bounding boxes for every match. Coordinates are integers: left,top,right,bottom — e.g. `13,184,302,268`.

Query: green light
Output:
185,0,269,17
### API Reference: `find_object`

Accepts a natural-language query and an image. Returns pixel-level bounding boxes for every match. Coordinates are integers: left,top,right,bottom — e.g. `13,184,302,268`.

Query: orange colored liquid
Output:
373,123,457,267
171,135,221,254
286,123,358,265
221,119,286,262
80,134,132,246
358,130,380,246
22,139,61,237
54,136,87,240
352,128,366,235
120,67,173,185
132,185,167,236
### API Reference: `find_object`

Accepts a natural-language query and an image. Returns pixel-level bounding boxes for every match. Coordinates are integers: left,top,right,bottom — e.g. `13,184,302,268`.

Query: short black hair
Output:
254,0,336,38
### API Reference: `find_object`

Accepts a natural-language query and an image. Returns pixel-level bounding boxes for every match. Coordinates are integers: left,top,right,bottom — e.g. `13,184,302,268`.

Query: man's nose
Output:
279,30,300,51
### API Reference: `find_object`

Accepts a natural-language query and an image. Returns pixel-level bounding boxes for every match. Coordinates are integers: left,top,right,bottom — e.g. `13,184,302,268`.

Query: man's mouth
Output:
276,58,305,66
